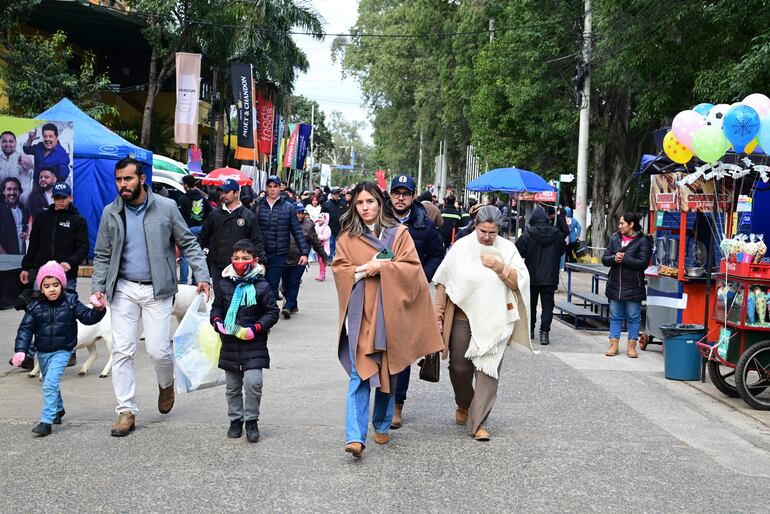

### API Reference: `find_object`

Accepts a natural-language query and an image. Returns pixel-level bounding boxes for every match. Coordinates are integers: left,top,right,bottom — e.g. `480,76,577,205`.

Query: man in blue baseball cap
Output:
256,175,309,306
199,178,265,288
388,173,445,429
279,201,328,319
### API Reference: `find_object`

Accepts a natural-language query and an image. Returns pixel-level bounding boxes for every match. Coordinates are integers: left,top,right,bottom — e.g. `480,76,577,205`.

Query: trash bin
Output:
660,323,706,381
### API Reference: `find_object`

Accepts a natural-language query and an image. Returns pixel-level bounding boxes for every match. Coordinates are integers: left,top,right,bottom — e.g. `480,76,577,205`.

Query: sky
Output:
292,0,373,143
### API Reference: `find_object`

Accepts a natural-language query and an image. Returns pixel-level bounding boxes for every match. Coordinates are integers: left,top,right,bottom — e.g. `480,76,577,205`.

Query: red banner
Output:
283,124,299,169
376,169,386,190
257,92,274,156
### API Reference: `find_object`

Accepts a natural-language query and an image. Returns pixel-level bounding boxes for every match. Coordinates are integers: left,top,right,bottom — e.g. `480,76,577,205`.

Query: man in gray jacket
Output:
92,157,210,437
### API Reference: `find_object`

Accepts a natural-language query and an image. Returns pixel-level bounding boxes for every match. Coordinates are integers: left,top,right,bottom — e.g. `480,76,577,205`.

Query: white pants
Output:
111,279,174,415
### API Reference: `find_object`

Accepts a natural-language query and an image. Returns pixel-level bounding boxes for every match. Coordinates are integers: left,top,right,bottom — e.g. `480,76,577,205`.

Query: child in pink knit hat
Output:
12,261,106,437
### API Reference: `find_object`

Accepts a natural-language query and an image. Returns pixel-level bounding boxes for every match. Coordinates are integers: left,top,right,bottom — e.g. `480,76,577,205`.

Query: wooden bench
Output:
555,301,602,330
571,291,609,318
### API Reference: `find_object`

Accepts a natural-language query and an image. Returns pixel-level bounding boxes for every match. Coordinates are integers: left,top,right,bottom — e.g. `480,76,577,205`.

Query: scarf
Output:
432,233,532,378
221,263,265,333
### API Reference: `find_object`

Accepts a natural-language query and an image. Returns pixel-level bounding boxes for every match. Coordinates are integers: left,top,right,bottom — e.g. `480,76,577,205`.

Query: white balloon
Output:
706,104,731,129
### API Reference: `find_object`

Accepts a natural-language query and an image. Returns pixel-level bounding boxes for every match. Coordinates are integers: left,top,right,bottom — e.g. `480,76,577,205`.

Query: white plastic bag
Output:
173,294,225,394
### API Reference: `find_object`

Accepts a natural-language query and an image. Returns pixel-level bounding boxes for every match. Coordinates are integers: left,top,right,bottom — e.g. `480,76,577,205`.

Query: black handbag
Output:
418,352,440,383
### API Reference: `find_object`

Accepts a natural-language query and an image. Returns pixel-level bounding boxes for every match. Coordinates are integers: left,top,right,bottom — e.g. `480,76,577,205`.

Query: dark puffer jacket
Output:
321,197,348,236
287,217,328,265
211,273,280,371
22,204,89,280
399,202,445,281
602,232,653,302
14,291,106,354
515,207,566,287
256,196,309,257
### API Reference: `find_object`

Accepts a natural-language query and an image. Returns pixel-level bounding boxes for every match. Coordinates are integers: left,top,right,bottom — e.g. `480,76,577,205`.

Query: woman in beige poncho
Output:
433,205,532,441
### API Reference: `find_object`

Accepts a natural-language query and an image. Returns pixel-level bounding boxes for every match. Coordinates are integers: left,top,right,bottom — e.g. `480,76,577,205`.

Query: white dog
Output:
26,284,205,379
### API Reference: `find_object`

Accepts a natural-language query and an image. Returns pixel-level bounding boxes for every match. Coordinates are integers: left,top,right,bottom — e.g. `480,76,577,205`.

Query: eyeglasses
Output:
391,191,413,199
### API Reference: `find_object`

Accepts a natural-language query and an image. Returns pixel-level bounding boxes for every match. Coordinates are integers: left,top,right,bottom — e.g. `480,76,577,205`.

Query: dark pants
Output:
264,254,287,300
395,365,410,404
281,264,305,311
208,263,225,291
530,285,557,333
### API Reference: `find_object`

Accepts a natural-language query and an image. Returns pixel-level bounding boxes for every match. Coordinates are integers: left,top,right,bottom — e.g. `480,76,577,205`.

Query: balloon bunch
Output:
664,93,770,164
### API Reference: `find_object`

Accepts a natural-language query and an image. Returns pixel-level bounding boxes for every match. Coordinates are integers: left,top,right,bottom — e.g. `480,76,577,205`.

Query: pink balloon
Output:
743,93,770,117
672,110,706,149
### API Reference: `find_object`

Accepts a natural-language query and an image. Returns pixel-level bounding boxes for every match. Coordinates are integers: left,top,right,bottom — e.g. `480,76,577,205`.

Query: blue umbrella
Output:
466,167,554,193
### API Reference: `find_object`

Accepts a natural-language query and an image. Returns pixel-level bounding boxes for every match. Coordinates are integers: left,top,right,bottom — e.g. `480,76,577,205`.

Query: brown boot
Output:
110,412,135,437
605,338,619,357
374,432,390,445
345,442,364,458
455,406,469,425
627,339,638,358
391,403,403,429
158,383,175,414
474,427,491,441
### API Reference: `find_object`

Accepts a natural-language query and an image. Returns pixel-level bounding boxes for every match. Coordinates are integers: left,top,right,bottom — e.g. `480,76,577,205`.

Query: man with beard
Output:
26,167,57,220
0,131,33,185
21,182,88,293
24,123,71,184
0,177,28,254
321,187,347,260
91,157,210,437
388,174,445,429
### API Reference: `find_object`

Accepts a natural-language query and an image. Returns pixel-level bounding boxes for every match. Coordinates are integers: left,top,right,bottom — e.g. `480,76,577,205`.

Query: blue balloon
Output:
693,102,714,117
722,105,760,152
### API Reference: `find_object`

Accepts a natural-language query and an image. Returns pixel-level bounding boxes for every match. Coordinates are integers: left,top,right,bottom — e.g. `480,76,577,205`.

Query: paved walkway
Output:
0,267,768,512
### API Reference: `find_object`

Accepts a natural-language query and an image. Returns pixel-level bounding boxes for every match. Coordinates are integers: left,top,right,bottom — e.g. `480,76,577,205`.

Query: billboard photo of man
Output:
23,122,72,186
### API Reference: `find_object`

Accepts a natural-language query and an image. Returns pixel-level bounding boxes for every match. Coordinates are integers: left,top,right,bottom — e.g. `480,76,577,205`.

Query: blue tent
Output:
36,98,153,257
466,167,554,193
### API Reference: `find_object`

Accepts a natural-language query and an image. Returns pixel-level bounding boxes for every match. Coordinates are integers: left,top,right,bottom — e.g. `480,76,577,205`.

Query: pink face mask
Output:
232,259,254,276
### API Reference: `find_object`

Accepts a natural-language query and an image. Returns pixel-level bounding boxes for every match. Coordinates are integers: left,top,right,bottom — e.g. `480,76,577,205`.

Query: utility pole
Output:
310,103,315,188
417,130,424,191
575,0,592,233
440,138,448,202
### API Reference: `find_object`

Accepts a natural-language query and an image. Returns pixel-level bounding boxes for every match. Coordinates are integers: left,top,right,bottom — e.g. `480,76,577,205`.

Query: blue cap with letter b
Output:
390,174,416,193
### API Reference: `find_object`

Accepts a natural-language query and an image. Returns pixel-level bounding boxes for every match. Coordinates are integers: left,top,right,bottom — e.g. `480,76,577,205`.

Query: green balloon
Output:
691,125,730,163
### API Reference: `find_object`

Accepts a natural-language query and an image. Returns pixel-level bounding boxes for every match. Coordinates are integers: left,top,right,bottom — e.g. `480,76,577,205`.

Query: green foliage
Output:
0,30,116,120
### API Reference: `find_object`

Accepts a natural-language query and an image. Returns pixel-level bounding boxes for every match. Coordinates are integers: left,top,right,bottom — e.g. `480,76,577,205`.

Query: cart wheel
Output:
735,340,770,410
707,360,740,398
639,334,649,351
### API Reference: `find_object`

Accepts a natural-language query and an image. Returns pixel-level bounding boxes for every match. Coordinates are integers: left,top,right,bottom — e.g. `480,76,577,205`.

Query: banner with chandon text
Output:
230,63,255,149
174,53,201,144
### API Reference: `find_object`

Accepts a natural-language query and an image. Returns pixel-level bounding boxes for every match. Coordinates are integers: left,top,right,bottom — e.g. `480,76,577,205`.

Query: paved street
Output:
1,267,769,512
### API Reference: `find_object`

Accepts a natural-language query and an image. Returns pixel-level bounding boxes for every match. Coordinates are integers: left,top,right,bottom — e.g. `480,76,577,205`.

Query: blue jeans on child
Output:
609,300,642,340
179,225,202,284
346,353,395,445
38,350,70,424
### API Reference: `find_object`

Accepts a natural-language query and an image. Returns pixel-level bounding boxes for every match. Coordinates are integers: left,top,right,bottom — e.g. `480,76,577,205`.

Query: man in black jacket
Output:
439,195,470,248
256,175,308,300
515,206,566,345
177,175,212,284
199,179,265,288
389,174,445,428
321,187,347,260
20,182,88,292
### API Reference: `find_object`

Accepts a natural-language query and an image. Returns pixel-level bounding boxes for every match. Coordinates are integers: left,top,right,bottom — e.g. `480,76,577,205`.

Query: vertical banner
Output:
187,144,203,173
257,92,275,156
174,53,202,145
294,123,313,169
272,114,284,170
230,63,255,149
283,123,299,169
375,169,387,190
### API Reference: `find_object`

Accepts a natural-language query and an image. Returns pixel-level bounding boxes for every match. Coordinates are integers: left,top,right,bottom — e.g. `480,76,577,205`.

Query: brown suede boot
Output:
627,339,638,358
345,442,364,458
158,383,175,414
455,406,469,425
374,432,390,444
391,403,403,429
110,412,135,437
605,338,619,357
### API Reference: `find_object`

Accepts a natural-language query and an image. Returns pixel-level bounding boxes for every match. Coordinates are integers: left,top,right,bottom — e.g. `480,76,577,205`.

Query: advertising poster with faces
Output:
0,117,74,255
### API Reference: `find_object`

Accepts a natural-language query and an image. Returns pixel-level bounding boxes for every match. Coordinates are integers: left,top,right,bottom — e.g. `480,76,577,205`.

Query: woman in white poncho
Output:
433,205,532,441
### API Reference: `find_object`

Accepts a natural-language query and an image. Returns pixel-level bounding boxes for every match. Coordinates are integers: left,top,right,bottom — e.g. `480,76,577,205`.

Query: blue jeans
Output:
179,226,202,284
264,254,287,300
395,365,410,404
281,264,305,311
329,233,337,261
346,354,395,445
38,350,70,424
609,300,642,340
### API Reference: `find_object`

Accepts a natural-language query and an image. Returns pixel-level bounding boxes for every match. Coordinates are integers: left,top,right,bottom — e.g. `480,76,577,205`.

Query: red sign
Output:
257,92,274,156
283,124,299,169
375,169,386,190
